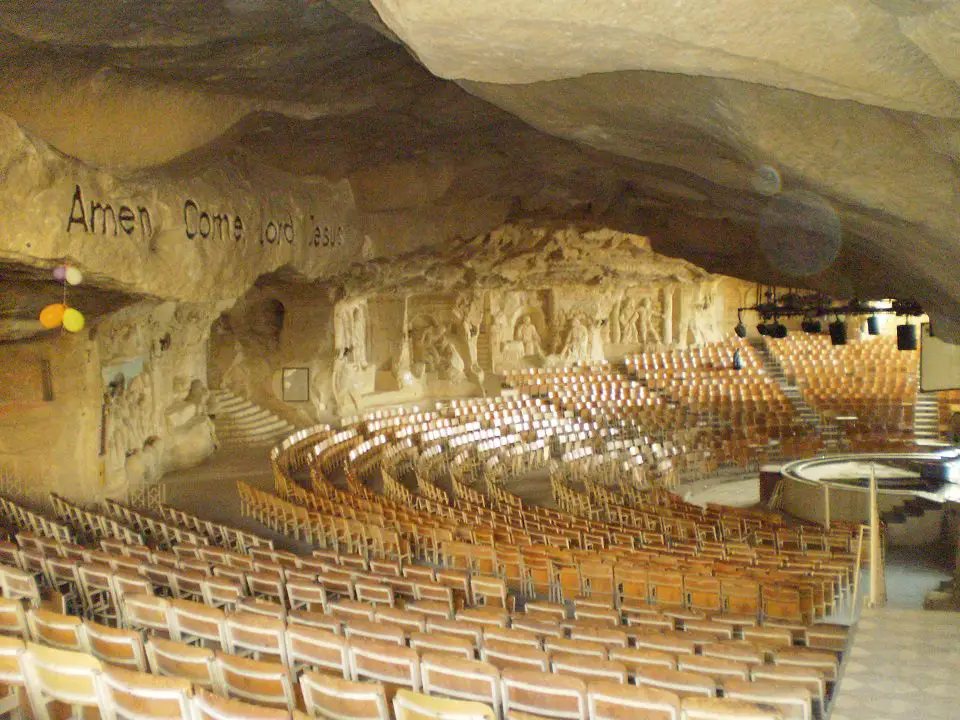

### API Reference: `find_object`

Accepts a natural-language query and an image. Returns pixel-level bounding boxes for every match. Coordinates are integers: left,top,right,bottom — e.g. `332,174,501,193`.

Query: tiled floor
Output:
831,607,960,720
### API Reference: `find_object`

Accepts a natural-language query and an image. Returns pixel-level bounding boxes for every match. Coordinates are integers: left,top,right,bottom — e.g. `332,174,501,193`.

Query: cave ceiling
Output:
0,0,959,338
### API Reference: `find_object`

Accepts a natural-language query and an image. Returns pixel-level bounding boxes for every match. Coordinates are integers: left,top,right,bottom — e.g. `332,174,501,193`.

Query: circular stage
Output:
762,447,960,525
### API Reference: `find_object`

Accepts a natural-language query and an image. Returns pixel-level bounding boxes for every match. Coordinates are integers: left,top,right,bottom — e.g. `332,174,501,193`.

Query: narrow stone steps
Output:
212,390,298,448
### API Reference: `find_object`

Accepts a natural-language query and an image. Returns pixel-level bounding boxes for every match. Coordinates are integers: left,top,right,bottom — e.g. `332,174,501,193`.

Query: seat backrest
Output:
723,679,810,720
190,688,290,720
300,670,389,720
409,631,475,660
632,667,716,699
588,679,681,720
170,599,227,648
215,652,297,712
224,612,288,664
348,637,420,690
393,688,496,720
98,665,192,720
551,653,628,684
419,652,500,708
285,625,349,677
84,620,148,671
680,696,781,719
21,641,103,719
0,635,25,686
27,608,85,651
344,618,406,646
500,667,587,720
146,637,217,689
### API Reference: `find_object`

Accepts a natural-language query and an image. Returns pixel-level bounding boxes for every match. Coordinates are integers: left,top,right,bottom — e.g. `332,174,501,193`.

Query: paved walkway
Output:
831,607,960,720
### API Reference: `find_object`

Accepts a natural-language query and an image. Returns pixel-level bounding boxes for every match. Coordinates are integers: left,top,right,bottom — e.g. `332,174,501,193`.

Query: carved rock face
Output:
0,1,957,337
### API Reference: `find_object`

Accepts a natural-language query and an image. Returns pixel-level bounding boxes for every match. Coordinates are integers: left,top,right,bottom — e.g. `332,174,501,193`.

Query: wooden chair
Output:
409,632,475,660
773,648,838,682
329,600,377,624
286,581,328,614
224,612,288,664
500,667,587,720
418,652,500,709
348,637,421,691
202,577,244,612
190,688,291,720
633,667,716,699
375,608,426,636
287,610,341,635
79,564,120,624
481,627,540,650
27,608,85,651
147,637,218,690
587,679,681,720
123,594,172,636
544,637,607,660
407,596,453,620
393,688,496,720
170,599,228,649
344,619,406,647
723,679,810,720
679,696,780,719
215,652,297,713
456,608,508,630
300,671,389,720
236,599,286,622
84,620,149,671
677,656,750,686
0,635,25,718
98,665,193,720
424,619,482,648
749,666,825,711
285,624,349,678
354,582,395,608
480,638,550,673
550,653,628,684
20,641,103,720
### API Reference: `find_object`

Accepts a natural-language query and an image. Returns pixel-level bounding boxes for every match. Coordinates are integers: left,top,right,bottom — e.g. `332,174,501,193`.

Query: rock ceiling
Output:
0,1,959,338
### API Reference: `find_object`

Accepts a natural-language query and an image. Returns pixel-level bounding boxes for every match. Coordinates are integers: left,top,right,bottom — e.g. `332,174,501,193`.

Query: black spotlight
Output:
735,312,747,338
801,318,822,334
829,319,847,346
867,315,880,336
771,322,788,339
756,323,769,337
897,323,918,351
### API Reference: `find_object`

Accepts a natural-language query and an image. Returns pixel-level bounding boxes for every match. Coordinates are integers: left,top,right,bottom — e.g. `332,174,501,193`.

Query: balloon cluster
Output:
39,265,86,333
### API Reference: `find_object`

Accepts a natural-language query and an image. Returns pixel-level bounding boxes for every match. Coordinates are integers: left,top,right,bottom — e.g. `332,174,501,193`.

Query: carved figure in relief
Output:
438,331,466,382
638,298,662,345
352,306,368,368
515,315,543,357
333,348,362,413
560,316,590,363
619,299,640,344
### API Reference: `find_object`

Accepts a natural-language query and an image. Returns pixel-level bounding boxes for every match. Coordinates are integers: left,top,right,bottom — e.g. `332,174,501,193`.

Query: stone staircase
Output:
212,389,298,449
880,496,944,546
747,337,836,451
914,391,940,442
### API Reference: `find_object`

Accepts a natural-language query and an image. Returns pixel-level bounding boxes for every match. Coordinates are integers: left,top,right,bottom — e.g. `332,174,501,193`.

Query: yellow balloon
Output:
65,267,83,286
62,308,85,333
39,303,65,329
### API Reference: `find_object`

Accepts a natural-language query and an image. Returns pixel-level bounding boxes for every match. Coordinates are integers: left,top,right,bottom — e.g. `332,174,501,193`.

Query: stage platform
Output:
832,607,960,720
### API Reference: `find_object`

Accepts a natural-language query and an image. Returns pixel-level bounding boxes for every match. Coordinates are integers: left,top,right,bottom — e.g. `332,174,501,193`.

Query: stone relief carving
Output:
515,315,544,357
638,297,662,346
560,315,590,363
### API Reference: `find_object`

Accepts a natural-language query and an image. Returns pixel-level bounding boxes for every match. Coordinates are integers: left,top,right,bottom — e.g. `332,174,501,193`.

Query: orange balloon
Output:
39,303,65,329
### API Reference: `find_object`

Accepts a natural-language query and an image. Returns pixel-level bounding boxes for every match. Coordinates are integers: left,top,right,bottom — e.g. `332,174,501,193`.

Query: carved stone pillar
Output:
662,287,674,346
